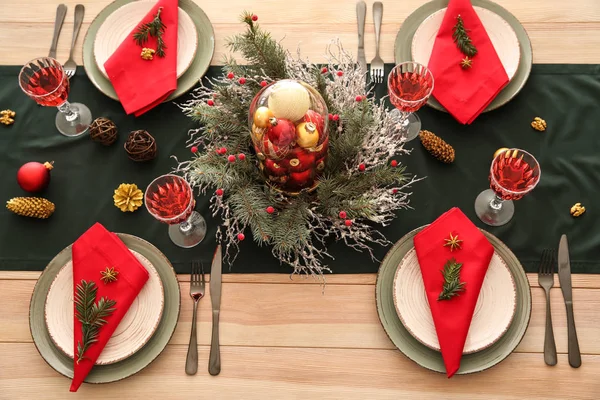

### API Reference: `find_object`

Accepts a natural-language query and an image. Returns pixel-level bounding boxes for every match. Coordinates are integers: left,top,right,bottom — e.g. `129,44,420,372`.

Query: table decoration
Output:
16,161,54,193
90,117,118,145
177,13,420,277
418,130,454,163
6,197,55,219
0,109,15,125
113,183,144,212
570,203,585,217
125,130,157,161
531,116,547,131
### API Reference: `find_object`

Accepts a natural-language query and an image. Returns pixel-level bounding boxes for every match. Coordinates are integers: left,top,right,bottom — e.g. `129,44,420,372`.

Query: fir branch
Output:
452,15,477,57
133,7,167,57
438,258,466,301
74,280,116,363
229,185,274,243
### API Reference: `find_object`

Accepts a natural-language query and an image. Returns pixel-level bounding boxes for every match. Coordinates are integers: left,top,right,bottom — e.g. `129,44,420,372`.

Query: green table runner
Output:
1,64,599,274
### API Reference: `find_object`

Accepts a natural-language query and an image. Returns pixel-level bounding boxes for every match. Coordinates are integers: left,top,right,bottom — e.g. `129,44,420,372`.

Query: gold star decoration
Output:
100,267,119,284
443,233,463,252
460,56,472,69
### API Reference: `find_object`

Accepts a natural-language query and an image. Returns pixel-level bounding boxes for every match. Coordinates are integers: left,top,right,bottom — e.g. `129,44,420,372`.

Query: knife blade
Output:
558,234,582,368
356,1,367,74
208,244,222,375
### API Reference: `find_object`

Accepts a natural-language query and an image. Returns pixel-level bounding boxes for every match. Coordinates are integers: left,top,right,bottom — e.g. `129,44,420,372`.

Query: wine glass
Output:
18,57,92,137
145,174,207,248
387,61,434,141
475,148,541,226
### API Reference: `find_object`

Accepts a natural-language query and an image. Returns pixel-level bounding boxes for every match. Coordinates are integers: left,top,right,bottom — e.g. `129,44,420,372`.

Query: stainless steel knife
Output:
558,234,582,368
356,1,367,73
208,245,222,375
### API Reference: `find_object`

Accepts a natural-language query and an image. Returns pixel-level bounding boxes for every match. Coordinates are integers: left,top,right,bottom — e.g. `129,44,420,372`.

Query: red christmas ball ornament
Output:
344,219,352,227
228,154,236,163
216,188,224,196
337,71,343,77
281,147,315,173
266,206,275,214
358,163,366,172
238,233,246,241
321,67,328,74
264,158,288,176
390,160,398,167
267,118,295,147
191,146,198,153
238,77,246,85
355,95,363,102
303,110,325,136
17,161,54,193
261,135,289,160
238,153,246,161
227,72,234,79
207,99,215,106
288,169,315,189
332,114,340,121
251,14,258,21
260,80,268,87
339,211,347,219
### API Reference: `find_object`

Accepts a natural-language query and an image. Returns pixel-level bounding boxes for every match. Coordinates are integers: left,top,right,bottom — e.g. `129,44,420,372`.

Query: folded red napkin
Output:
104,0,178,116
427,0,509,124
413,208,494,377
70,223,149,392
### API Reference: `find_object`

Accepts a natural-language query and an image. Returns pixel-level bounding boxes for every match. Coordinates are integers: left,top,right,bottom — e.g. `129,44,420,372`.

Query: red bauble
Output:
281,147,315,173
267,118,295,147
264,158,288,176
288,169,314,189
303,110,325,136
17,161,53,193
261,135,289,160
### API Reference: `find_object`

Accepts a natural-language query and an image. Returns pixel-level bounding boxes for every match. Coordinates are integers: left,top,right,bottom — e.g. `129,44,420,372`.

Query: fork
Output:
370,2,384,84
63,4,85,79
185,261,205,375
538,248,557,366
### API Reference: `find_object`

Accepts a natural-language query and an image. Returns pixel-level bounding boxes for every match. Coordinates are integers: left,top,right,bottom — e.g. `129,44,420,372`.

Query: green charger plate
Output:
83,0,215,102
394,0,532,113
30,233,180,384
376,226,531,374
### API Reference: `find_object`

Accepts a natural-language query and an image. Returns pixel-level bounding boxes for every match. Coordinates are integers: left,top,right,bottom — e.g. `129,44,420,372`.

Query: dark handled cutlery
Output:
538,249,557,366
558,234,582,368
209,245,222,375
49,4,68,59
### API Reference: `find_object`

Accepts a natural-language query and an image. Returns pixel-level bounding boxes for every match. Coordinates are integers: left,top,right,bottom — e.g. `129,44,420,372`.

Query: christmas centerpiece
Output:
177,13,420,277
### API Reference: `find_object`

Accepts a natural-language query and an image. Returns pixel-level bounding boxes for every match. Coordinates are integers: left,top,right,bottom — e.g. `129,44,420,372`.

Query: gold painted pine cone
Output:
6,197,55,218
113,183,143,212
419,130,455,164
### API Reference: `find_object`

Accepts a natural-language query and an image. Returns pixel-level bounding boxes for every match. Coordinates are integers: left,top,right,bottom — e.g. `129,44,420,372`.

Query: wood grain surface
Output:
1,0,599,398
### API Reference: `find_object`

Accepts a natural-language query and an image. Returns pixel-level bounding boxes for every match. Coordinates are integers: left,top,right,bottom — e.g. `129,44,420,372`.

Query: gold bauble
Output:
267,80,310,121
113,183,143,212
252,123,266,143
296,122,319,148
493,147,510,159
253,107,274,128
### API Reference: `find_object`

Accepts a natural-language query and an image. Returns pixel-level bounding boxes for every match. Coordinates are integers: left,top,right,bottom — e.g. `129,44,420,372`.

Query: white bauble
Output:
267,80,310,122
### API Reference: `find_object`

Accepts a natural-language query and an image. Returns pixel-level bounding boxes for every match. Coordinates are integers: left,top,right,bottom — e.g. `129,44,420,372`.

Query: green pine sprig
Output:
133,7,167,57
74,280,117,364
452,15,477,57
438,258,466,301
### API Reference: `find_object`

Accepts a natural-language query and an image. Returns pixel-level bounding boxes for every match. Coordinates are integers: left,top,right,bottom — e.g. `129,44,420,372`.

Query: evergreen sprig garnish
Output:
438,258,466,301
452,15,477,57
74,280,116,364
133,7,167,57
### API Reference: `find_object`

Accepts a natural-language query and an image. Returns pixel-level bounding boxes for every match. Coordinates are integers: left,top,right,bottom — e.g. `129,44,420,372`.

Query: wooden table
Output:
1,0,599,398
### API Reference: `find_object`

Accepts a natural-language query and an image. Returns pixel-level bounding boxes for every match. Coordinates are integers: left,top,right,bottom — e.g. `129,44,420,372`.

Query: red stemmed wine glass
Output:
145,174,207,248
475,148,541,226
387,61,434,141
18,57,92,137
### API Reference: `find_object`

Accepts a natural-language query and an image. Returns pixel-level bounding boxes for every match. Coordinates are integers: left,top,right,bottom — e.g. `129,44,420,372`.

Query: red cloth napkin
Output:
413,208,494,377
104,0,178,116
427,0,509,124
70,223,149,392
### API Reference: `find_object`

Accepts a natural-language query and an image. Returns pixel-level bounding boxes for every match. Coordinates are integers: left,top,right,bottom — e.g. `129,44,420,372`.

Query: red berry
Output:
266,206,275,214
260,80,268,87
328,113,334,121
191,146,198,153
227,72,234,79
207,99,214,106
321,67,328,73
332,114,340,121
339,211,347,219
239,77,246,84
228,155,236,162
337,71,343,77
238,153,246,161
251,15,258,21
392,188,398,194
238,233,245,241
216,188,224,196
219,147,227,155
358,163,366,172
355,95,363,102
344,219,352,227
391,160,398,167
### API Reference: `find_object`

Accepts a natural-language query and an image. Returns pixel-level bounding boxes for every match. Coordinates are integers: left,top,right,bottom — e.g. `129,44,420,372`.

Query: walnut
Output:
0,109,16,125
531,117,546,131
570,203,586,217
141,48,156,61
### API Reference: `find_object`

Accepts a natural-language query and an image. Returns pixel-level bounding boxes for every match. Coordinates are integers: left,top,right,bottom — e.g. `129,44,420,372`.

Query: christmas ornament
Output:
133,7,167,57
443,233,463,251
89,117,118,145
452,15,477,57
282,147,315,172
304,110,325,136
140,48,155,60
494,147,510,159
17,161,54,193
0,109,16,125
125,130,157,162
296,122,319,148
264,159,287,176
460,56,472,69
531,117,547,131
419,130,455,164
267,80,311,121
113,183,143,212
438,258,466,301
261,134,290,160
267,118,295,147
570,203,586,217
100,267,119,284
6,197,55,218
288,169,314,190
253,106,275,128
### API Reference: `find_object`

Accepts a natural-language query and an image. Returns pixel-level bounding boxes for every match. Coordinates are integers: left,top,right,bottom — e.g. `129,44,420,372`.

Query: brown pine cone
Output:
419,130,455,164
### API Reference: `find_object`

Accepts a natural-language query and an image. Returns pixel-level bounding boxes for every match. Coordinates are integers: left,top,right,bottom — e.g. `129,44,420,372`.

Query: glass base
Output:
390,109,421,141
168,211,207,248
56,103,92,137
475,189,514,226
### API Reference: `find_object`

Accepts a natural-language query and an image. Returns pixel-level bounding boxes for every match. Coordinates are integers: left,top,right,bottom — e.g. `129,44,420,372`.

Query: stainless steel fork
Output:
538,248,557,366
63,4,85,79
185,261,205,375
370,2,384,84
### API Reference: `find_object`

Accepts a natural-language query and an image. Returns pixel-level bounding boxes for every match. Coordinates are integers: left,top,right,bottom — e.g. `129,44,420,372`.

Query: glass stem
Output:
179,213,196,235
490,195,504,210
57,101,79,122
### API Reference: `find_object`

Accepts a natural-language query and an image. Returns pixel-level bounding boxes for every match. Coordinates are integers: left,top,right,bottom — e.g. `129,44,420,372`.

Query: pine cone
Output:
419,130,455,164
6,197,55,218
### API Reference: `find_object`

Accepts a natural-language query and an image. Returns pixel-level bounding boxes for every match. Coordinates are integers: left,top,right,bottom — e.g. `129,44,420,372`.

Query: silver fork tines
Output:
185,261,205,375
63,4,85,79
370,2,384,84
538,248,557,366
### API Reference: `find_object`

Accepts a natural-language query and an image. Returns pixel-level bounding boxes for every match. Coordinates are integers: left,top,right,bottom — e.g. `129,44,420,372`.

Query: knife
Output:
558,234,582,368
356,1,367,73
208,245,222,375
